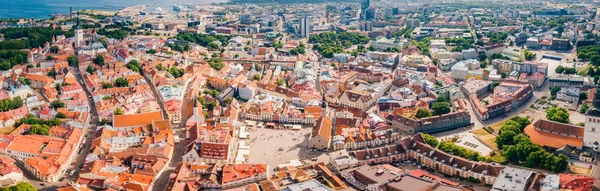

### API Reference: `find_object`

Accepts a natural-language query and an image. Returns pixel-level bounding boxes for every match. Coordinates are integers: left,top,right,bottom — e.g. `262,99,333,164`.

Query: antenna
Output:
76,5,80,29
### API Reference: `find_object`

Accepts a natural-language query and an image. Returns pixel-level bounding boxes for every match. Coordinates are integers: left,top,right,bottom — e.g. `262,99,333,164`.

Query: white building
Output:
584,109,600,152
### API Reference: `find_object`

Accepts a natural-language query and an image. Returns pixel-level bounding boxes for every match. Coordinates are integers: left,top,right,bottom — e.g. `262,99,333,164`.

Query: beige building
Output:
310,117,332,151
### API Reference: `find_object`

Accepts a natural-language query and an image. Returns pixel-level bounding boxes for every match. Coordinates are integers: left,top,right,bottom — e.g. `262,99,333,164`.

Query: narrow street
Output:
70,66,100,180
150,77,193,191
141,71,169,120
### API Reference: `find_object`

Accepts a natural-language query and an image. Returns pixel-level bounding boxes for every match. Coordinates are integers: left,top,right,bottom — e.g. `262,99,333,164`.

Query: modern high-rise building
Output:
360,21,373,31
405,19,420,28
299,17,310,38
365,8,376,21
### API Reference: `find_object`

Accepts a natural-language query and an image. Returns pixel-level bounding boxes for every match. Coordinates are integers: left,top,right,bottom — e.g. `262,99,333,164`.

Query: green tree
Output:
524,49,536,60
431,102,451,115
102,82,113,89
47,69,57,77
415,108,432,119
253,74,261,81
588,67,596,76
56,112,66,118
276,79,285,86
67,55,79,66
94,55,105,66
555,66,565,74
114,108,125,115
50,100,65,109
546,107,570,123
29,124,50,135
86,65,97,74
422,134,439,147
126,60,141,72
580,103,590,114
146,49,157,54
496,130,518,149
102,95,111,100
156,63,164,71
550,86,561,98
49,46,59,54
115,77,128,87
509,116,531,131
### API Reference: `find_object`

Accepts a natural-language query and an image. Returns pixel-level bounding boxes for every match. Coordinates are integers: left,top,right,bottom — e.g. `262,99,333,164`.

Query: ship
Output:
173,4,183,11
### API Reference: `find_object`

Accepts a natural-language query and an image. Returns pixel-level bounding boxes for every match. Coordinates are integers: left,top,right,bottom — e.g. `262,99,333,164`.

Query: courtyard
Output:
245,125,329,173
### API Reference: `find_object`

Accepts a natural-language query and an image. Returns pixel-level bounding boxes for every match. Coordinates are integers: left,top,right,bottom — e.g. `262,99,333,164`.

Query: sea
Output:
0,0,228,19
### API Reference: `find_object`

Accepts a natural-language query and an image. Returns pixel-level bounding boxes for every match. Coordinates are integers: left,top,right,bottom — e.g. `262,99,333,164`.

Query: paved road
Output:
142,70,169,120
150,75,192,191
70,66,100,180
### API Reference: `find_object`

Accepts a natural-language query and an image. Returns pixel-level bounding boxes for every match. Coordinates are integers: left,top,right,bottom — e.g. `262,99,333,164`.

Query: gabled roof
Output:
311,117,332,140
113,111,163,128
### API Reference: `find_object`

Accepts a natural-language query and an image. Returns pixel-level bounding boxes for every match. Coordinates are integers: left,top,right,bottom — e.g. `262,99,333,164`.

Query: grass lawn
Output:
473,128,499,150
473,128,490,136
568,165,593,176
489,119,508,132
490,152,507,164
0,126,15,134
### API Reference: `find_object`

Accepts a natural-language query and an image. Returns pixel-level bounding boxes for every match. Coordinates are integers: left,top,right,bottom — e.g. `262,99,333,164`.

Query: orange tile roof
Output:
559,173,594,191
524,125,583,148
221,164,268,184
113,111,163,128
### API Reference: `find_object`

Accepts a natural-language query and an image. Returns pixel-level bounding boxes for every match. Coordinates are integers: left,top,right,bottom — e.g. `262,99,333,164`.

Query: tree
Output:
49,46,59,54
29,124,49,135
55,83,61,91
47,69,57,77
580,92,588,102
436,96,447,103
205,102,217,110
509,116,531,131
431,102,451,115
580,103,590,114
50,100,65,109
555,65,565,74
156,63,164,71
422,134,439,147
102,95,111,100
496,129,518,149
209,57,224,70
588,67,596,76
207,41,220,51
1,182,36,191
126,60,141,72
368,45,376,51
67,55,79,66
146,49,157,54
546,107,570,123
276,79,285,86
415,108,432,119
168,66,185,78
114,108,125,115
524,49,536,61
592,55,600,66
253,74,261,81
86,65,97,74
56,112,66,118
45,55,55,60
115,77,128,87
550,86,561,98
478,51,487,61
102,82,113,89
94,55,105,66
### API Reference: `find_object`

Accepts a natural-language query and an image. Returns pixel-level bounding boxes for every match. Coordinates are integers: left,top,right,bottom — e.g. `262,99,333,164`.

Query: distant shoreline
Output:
0,0,229,19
